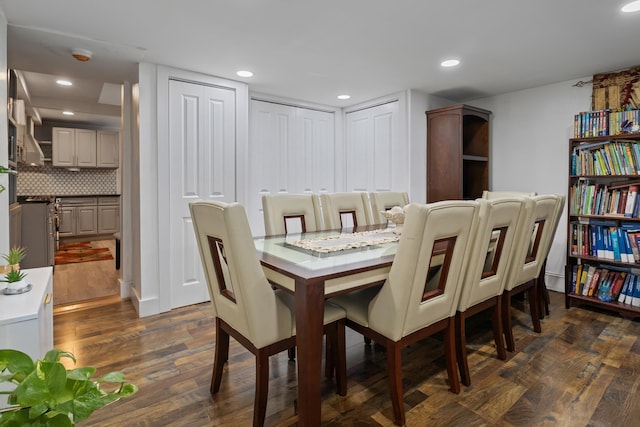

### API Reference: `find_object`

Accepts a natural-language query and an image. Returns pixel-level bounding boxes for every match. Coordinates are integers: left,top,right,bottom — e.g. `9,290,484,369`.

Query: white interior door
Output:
169,79,236,309
344,100,402,192
247,100,335,235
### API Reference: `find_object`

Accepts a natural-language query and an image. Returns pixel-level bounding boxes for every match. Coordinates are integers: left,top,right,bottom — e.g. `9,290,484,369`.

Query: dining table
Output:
254,227,400,426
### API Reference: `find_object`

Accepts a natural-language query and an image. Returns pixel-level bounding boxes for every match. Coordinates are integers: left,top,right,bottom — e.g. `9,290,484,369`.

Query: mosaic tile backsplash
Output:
17,164,118,196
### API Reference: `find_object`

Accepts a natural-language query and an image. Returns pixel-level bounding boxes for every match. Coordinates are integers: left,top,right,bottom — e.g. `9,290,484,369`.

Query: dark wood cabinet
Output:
426,104,490,202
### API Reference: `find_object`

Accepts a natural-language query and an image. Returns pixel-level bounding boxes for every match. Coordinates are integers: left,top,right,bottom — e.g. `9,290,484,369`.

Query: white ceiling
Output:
2,0,640,127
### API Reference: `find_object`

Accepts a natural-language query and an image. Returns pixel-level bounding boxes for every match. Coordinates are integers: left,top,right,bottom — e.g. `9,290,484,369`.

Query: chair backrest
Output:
457,197,532,312
542,193,566,261
190,200,292,348
262,193,323,235
504,194,559,291
367,200,480,341
482,190,537,199
369,191,410,225
320,192,372,230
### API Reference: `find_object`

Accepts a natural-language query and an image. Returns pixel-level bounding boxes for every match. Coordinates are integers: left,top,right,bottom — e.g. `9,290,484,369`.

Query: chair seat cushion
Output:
328,285,382,327
275,290,346,335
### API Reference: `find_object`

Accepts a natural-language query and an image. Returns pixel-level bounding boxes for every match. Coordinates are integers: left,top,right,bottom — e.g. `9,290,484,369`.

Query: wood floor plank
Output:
52,291,640,426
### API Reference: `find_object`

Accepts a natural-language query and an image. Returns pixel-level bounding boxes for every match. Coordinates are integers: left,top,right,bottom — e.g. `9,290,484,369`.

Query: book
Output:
627,231,640,262
618,272,633,303
597,271,616,302
585,267,601,296
583,266,597,295
632,278,640,307
589,268,608,297
609,227,621,261
610,272,627,301
625,275,636,305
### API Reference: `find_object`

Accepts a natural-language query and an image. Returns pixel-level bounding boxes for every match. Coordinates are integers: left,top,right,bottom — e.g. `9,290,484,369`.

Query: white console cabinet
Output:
0,267,54,358
0,267,53,408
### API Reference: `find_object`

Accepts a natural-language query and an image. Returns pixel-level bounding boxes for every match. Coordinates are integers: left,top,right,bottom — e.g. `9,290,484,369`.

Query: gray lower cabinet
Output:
58,196,119,237
9,203,21,249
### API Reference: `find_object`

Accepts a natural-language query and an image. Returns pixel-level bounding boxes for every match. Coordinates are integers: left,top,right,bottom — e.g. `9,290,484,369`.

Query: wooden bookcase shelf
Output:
426,104,491,202
566,133,640,319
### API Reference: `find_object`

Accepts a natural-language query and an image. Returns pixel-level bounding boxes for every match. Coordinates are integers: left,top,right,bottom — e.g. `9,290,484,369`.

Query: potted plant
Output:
0,348,137,426
1,247,26,274
1,269,28,291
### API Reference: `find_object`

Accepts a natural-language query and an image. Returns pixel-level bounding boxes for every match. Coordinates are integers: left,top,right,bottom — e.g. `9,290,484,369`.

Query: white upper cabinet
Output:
97,130,119,168
52,127,119,168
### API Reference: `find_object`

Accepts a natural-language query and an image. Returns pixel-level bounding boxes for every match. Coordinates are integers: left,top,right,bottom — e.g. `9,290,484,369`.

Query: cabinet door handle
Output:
44,293,52,305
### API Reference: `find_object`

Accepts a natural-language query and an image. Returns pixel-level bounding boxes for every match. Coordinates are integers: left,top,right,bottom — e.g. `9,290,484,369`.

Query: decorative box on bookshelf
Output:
566,133,640,319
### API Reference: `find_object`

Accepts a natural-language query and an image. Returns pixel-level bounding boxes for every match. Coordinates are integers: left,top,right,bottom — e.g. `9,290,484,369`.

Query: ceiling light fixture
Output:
337,94,351,100
236,70,253,78
56,79,72,86
71,48,92,62
62,111,74,116
622,0,640,12
441,59,460,68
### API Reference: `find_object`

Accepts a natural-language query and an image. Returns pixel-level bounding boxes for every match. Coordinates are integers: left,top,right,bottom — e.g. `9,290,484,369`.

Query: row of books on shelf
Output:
569,181,640,217
569,264,640,306
573,109,640,138
571,139,640,176
570,220,640,263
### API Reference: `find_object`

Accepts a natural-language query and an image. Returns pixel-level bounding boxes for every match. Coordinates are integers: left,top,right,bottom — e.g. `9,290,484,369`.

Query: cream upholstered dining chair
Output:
482,190,537,199
455,196,532,386
537,194,566,317
262,193,323,235
501,194,559,352
368,191,410,225
329,200,480,426
189,200,347,426
320,192,373,230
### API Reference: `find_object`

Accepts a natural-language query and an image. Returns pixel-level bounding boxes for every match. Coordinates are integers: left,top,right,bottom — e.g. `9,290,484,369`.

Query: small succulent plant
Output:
2,269,27,283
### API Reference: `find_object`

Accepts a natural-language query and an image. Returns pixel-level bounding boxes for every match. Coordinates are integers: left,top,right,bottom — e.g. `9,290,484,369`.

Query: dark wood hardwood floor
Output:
53,291,640,426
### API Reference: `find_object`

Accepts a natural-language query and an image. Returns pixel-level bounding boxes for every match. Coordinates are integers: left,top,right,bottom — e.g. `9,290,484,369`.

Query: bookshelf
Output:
566,133,640,319
426,104,490,202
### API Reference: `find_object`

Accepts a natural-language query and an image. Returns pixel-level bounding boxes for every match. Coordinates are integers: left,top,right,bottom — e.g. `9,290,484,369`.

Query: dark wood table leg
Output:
295,278,325,427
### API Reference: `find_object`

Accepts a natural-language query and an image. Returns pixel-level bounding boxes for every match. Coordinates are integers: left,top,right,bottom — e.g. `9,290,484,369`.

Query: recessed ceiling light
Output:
622,0,640,12
62,111,74,116
56,79,72,86
337,94,351,100
441,59,460,68
236,70,253,78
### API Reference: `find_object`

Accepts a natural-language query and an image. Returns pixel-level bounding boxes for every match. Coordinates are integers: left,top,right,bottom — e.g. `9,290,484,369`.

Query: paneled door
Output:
169,79,236,309
247,100,335,235
344,100,405,192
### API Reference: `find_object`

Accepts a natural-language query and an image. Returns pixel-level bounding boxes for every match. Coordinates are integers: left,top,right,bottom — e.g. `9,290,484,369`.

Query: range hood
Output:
23,117,44,166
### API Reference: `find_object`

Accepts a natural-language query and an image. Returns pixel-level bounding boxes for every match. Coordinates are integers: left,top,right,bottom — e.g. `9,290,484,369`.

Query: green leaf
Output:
66,367,95,381
118,383,139,397
98,371,125,383
0,350,35,382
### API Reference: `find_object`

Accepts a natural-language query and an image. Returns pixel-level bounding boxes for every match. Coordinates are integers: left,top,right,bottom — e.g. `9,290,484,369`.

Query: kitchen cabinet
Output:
97,196,120,234
58,196,119,237
52,127,97,168
0,267,54,409
58,197,98,237
96,130,119,168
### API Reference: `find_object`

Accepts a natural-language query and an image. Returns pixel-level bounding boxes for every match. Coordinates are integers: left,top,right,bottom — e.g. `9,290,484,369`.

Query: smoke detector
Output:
71,48,92,62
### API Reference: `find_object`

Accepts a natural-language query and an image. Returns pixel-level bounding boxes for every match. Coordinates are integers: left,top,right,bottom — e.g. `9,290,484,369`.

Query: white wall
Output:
468,78,593,291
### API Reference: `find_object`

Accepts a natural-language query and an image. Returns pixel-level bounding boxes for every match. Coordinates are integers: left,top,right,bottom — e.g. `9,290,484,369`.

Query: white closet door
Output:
344,101,402,192
247,100,335,236
169,79,236,309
